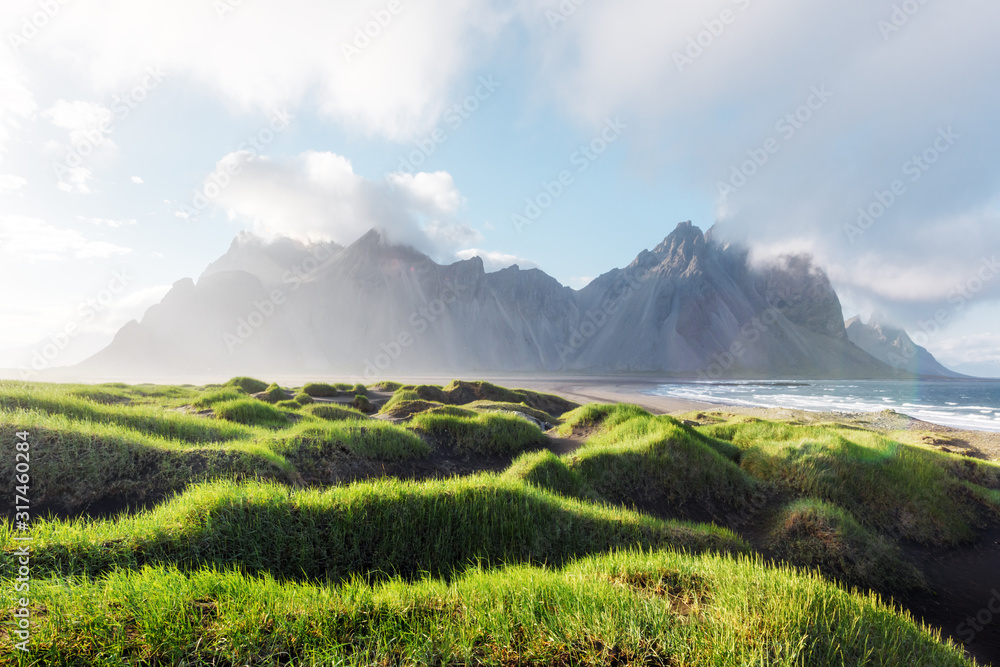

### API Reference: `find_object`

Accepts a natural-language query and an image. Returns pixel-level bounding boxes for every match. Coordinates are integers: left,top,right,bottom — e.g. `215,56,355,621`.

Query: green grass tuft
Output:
704,418,998,544
411,411,545,455
572,413,758,513
213,399,289,428
4,549,972,666
555,402,651,436
301,382,339,398
191,387,246,408
769,498,924,593
8,478,744,583
352,394,373,413
302,404,367,422
225,376,270,394
505,450,591,498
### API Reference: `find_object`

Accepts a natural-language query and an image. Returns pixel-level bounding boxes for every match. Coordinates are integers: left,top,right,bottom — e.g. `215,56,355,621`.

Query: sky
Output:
1,0,998,376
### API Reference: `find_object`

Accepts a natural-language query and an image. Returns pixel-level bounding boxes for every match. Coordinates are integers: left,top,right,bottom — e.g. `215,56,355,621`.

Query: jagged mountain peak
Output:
651,221,708,270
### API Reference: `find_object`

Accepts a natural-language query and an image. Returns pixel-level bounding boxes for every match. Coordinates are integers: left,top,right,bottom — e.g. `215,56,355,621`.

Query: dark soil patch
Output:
19,494,166,522
899,526,1000,666
539,433,585,456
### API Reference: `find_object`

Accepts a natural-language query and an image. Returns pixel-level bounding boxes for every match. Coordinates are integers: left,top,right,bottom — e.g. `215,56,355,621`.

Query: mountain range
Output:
74,222,960,380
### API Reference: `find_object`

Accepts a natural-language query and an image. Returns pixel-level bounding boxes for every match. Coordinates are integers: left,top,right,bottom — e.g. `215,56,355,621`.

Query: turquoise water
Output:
648,379,1000,432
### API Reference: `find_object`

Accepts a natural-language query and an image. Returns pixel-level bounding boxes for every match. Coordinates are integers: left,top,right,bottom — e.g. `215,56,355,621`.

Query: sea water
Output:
647,379,1000,432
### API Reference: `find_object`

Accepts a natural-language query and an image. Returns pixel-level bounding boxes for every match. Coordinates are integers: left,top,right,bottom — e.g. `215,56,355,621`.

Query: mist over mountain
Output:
74,222,957,381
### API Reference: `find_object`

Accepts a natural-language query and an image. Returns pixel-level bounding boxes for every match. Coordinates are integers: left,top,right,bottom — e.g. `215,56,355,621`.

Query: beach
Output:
505,376,1000,461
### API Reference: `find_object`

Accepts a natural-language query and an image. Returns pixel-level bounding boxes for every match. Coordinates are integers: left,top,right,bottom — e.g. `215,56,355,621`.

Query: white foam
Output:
646,381,1000,432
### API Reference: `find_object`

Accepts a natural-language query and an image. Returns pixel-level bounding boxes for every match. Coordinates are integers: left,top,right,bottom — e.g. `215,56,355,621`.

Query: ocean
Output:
647,379,1000,432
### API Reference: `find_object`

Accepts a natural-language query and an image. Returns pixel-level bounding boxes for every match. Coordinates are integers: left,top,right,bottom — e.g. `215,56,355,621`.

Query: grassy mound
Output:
7,478,744,583
0,422,288,512
555,402,652,436
387,381,577,418
368,380,403,392
5,550,972,666
379,398,446,419
768,499,924,593
271,420,430,463
410,411,546,455
572,413,758,513
441,380,577,417
505,450,591,498
191,387,245,408
254,383,291,404
225,376,269,394
464,400,557,425
302,404,367,421
213,398,289,428
0,383,249,443
704,418,1000,544
300,382,339,397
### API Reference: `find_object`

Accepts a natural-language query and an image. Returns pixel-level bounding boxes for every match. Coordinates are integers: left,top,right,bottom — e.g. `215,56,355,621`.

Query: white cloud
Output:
44,100,115,146
0,174,26,192
55,167,94,194
930,333,1000,371
131,176,143,184
43,99,118,192
387,171,466,215
0,54,37,162
17,0,508,141
84,217,138,228
207,150,479,259
0,216,131,261
455,248,538,272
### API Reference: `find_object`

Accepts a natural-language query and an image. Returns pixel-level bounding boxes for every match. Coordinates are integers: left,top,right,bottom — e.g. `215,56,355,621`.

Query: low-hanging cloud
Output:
205,150,484,260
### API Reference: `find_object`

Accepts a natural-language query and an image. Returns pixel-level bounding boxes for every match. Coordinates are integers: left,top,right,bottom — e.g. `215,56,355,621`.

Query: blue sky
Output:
1,0,999,376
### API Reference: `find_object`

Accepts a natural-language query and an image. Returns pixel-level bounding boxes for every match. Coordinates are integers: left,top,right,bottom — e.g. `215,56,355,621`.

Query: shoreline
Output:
511,378,1000,462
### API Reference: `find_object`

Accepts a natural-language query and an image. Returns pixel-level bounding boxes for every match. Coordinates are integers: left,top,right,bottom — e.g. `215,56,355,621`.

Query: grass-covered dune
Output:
700,416,1000,545
6,551,972,666
1,378,997,665
0,379,571,513
3,477,743,583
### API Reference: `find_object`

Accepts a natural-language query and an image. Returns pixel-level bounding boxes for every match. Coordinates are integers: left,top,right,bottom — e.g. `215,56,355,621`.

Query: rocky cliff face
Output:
79,222,910,380
845,313,964,378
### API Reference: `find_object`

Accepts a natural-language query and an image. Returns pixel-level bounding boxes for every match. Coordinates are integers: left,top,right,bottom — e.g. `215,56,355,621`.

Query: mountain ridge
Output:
74,222,956,380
